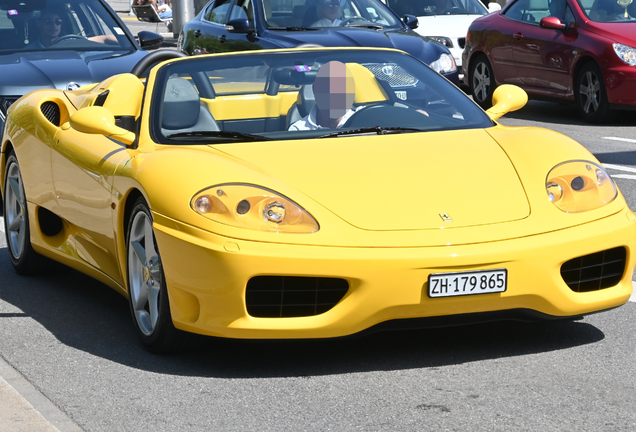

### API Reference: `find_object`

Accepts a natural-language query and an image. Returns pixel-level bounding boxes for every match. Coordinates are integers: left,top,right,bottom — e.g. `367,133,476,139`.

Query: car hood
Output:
584,22,636,46
263,27,445,63
0,49,147,96
413,15,484,38
214,129,530,231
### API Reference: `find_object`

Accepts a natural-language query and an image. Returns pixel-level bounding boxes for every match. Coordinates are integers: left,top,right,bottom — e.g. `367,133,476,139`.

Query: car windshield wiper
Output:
167,131,272,141
343,23,384,29
317,126,424,138
267,26,318,31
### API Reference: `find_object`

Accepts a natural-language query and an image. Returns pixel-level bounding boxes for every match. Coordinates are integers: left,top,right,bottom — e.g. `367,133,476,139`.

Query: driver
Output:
25,8,117,48
310,0,344,27
289,61,361,130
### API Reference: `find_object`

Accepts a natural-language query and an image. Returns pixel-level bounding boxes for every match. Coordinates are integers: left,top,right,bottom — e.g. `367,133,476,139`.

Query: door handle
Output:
194,29,201,38
219,35,227,43
513,32,523,39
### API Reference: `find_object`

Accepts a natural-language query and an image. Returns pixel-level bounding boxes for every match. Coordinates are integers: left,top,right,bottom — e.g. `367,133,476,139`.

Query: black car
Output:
178,0,459,85
0,0,163,132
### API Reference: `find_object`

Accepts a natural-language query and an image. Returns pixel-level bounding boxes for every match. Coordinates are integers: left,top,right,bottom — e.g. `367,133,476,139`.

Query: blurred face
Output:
313,61,355,119
319,2,341,21
38,13,63,40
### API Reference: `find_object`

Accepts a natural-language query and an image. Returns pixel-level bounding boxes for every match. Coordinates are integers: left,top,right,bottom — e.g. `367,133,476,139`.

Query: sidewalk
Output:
0,355,83,432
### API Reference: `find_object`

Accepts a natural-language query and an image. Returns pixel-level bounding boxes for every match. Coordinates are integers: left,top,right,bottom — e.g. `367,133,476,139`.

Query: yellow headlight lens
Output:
546,161,617,213
191,184,319,233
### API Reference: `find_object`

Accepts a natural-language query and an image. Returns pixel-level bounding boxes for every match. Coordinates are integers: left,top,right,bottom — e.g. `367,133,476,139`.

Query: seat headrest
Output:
162,78,201,130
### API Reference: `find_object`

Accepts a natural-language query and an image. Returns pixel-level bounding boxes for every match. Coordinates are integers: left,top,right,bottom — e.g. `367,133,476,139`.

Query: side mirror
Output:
226,18,252,33
485,84,528,120
137,30,164,50
70,106,136,146
488,2,501,13
403,14,419,30
540,16,566,30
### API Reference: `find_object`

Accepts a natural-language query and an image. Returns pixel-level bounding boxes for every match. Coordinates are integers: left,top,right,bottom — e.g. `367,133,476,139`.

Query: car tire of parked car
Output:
469,54,496,110
3,153,56,275
126,197,192,353
575,62,616,124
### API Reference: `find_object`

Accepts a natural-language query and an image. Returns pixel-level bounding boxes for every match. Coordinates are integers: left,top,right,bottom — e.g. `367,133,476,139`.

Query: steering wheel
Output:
339,16,365,26
131,49,188,78
49,34,86,46
342,104,434,129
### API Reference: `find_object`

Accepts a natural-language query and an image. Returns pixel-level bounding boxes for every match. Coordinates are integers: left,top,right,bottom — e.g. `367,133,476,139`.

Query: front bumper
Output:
152,209,636,339
605,64,636,108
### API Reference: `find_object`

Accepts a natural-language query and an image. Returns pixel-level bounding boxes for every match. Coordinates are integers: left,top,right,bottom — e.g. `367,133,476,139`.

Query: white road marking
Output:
611,174,636,180
603,163,636,174
0,215,4,233
603,136,636,144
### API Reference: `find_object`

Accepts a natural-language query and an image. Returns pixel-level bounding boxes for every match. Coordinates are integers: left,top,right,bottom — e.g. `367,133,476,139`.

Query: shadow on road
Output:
0,249,606,378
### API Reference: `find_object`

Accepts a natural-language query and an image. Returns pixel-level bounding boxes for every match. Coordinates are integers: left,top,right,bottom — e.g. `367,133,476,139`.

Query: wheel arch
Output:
119,187,146,294
0,141,15,211
572,55,598,88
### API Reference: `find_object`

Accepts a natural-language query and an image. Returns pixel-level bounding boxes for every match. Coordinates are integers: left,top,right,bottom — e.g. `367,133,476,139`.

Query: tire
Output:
126,197,191,353
3,153,53,275
470,55,496,110
575,62,616,124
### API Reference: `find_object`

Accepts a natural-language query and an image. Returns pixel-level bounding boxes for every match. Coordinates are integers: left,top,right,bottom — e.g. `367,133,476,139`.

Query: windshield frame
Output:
149,49,494,145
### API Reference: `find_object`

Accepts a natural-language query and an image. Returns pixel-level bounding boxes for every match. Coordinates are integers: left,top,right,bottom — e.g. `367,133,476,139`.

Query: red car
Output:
462,0,636,123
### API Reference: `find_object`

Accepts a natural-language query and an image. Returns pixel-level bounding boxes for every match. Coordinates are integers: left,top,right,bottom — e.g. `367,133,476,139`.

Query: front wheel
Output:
126,197,190,353
470,55,496,110
575,62,616,124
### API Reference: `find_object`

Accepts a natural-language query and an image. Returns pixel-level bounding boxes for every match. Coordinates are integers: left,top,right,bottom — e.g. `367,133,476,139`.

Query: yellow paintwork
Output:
1,47,634,340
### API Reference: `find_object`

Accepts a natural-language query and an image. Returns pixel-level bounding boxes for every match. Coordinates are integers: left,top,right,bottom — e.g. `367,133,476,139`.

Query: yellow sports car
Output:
2,47,634,353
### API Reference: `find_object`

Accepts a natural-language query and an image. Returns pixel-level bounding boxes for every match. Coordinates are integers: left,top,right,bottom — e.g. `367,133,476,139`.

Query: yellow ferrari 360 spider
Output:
2,47,634,352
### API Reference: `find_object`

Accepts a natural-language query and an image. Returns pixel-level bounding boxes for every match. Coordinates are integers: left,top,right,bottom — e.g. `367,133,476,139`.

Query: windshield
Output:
260,0,402,29
0,0,135,53
385,0,488,17
577,0,636,22
151,49,492,144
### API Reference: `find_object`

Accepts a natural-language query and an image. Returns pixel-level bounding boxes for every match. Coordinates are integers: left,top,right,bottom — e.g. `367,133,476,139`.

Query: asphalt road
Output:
1,100,636,431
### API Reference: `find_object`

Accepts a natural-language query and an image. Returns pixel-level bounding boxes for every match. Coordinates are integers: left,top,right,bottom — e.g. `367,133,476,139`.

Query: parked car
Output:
3,47,634,352
382,0,500,79
462,0,636,123
178,0,459,85
0,0,163,133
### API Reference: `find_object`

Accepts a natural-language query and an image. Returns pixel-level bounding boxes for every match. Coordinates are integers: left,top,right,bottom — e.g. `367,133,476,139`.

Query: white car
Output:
383,0,501,79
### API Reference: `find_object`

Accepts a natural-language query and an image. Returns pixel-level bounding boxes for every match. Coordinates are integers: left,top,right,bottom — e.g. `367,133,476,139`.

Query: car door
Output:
189,0,262,53
511,0,578,96
486,1,527,86
50,129,131,286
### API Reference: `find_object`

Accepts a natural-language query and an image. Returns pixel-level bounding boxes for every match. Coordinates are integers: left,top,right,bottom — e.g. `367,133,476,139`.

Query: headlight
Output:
429,53,457,74
546,160,617,213
429,36,453,48
613,43,636,66
191,184,319,233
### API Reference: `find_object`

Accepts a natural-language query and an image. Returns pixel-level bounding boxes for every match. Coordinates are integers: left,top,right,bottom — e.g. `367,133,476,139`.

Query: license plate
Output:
428,269,507,298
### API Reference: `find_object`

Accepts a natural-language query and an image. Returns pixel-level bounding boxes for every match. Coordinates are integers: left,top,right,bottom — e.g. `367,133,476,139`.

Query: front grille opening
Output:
560,247,626,292
246,276,349,318
41,101,61,126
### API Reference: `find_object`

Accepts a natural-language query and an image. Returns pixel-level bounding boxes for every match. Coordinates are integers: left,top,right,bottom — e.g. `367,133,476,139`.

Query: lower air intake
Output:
560,247,626,292
246,276,349,318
